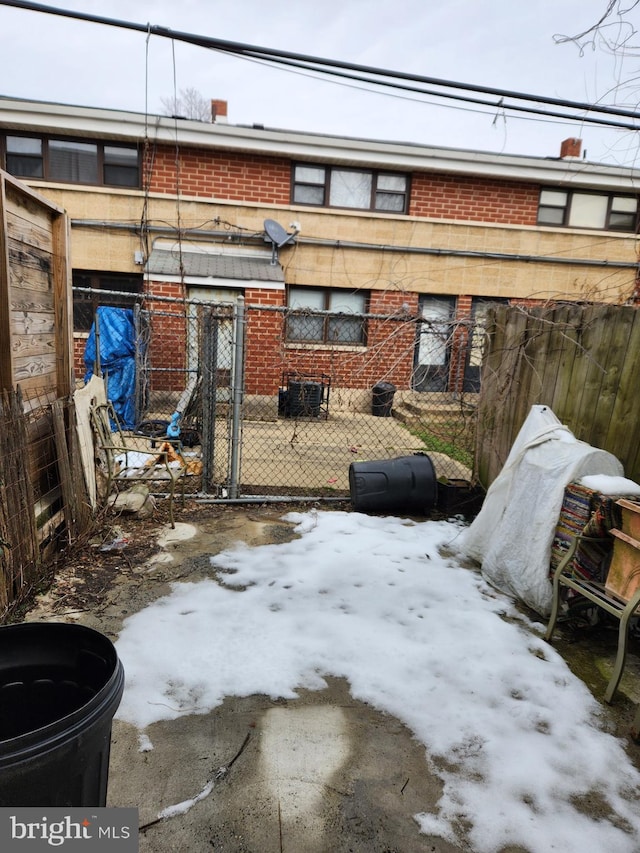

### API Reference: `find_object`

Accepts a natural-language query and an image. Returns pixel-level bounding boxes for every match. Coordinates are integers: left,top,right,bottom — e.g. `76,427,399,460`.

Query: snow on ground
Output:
115,511,640,853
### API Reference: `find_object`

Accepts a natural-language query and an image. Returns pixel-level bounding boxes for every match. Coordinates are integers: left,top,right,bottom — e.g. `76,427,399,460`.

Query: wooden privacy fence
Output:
0,170,84,619
476,303,640,487
0,388,91,620
0,170,72,399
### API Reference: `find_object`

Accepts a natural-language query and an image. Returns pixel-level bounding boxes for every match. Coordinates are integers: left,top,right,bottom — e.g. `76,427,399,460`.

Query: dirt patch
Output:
22,501,322,633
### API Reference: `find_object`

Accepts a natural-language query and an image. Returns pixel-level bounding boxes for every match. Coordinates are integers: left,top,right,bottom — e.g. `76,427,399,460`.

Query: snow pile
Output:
115,511,640,853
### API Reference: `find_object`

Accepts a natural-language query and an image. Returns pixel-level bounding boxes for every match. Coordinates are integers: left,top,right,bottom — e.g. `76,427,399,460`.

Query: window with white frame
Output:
292,164,408,213
287,287,367,344
537,187,638,231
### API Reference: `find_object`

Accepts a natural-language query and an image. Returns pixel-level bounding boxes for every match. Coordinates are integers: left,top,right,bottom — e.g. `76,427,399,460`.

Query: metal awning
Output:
145,244,284,286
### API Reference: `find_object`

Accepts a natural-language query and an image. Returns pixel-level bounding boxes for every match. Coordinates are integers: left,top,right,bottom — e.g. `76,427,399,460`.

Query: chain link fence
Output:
74,289,481,502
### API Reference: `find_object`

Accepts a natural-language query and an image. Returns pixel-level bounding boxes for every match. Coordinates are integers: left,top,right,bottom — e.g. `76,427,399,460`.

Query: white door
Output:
414,297,454,391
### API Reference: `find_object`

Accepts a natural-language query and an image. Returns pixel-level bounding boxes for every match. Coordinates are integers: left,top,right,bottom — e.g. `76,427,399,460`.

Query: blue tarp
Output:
84,307,137,429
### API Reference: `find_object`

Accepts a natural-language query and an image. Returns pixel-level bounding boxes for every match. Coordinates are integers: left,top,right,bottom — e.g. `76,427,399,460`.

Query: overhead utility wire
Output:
247,53,640,132
238,49,602,134
3,0,640,131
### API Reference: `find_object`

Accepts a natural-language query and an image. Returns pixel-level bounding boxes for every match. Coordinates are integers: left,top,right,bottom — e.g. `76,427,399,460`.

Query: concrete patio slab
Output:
21,504,640,852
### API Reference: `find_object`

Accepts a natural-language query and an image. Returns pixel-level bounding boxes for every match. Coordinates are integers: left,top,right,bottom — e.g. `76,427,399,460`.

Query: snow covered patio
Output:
26,505,640,852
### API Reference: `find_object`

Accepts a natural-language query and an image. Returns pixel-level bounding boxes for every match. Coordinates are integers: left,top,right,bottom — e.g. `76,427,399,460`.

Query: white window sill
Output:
285,342,366,352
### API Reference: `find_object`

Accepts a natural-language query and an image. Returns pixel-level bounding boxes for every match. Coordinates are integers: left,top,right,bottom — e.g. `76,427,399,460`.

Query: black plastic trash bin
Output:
0,622,125,807
349,453,437,515
372,382,396,417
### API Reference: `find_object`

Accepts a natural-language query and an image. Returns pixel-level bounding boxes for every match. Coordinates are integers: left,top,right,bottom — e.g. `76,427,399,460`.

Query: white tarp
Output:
464,405,623,616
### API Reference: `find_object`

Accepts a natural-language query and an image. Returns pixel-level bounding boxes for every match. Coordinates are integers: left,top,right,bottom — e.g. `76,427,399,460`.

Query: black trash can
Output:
278,388,290,417
372,382,396,417
0,622,125,807
437,479,486,519
349,453,437,515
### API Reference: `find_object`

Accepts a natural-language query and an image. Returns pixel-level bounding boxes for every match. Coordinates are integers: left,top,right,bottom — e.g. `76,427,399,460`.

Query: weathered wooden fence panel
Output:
0,170,72,400
476,304,640,487
0,389,92,620
0,172,89,620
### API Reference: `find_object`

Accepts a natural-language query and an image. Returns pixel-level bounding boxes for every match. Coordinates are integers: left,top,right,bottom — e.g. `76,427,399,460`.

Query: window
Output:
3,134,140,187
293,164,408,213
73,272,143,332
287,287,367,344
6,136,43,177
375,173,408,211
293,165,325,205
609,195,638,231
103,145,140,187
413,296,455,392
329,170,372,208
50,139,98,183
538,188,638,232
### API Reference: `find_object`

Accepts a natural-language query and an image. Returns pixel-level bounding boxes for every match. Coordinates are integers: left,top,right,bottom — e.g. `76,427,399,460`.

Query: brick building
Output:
0,96,638,407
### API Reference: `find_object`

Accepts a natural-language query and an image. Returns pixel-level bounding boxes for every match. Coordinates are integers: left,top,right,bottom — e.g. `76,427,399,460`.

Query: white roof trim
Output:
1,96,639,190
148,273,284,290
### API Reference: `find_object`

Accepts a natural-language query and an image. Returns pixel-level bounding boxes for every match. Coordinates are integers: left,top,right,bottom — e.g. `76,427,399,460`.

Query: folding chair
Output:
90,400,186,528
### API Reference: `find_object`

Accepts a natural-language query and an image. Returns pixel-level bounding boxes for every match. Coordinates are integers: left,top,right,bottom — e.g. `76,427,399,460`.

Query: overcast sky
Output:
2,1,640,165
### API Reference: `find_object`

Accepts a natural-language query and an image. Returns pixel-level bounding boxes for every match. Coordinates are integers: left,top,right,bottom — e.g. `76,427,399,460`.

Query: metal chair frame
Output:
546,534,640,704
90,401,186,528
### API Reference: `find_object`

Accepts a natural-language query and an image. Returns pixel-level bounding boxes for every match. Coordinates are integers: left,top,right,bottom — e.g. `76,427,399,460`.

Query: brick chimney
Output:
560,137,582,159
211,99,228,124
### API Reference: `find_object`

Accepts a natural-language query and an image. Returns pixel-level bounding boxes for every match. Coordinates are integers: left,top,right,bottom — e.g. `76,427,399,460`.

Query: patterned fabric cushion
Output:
550,483,596,575
572,498,621,582
550,482,623,583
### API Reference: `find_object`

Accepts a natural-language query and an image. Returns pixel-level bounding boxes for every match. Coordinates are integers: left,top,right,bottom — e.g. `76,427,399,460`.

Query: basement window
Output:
72,271,143,332
286,287,367,344
538,188,638,232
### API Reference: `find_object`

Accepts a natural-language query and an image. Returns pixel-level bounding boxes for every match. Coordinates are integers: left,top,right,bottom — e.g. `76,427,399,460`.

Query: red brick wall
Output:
73,335,88,381
448,295,473,393
244,287,287,394
409,174,539,224
146,143,542,225
147,145,291,204
76,281,551,401
145,281,188,391
244,290,420,394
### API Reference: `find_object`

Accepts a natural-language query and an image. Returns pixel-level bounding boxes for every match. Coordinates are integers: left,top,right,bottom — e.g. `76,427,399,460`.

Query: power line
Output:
238,50,594,134
2,0,640,131
239,52,640,132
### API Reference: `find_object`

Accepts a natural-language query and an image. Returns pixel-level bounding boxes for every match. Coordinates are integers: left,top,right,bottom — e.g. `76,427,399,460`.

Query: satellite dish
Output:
264,218,296,264
264,219,290,247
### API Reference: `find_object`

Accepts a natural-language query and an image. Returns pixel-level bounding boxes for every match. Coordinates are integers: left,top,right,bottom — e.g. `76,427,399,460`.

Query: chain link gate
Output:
237,302,478,499
75,288,482,503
